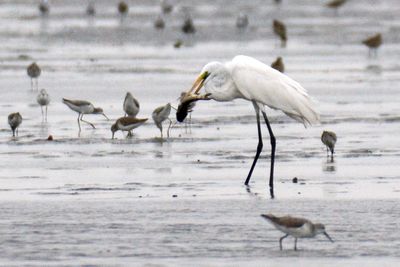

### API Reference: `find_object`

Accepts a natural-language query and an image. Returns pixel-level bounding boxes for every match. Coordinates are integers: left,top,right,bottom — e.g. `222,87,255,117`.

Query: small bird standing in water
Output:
111,117,148,139
236,13,249,29
261,214,334,251
152,103,172,138
39,0,49,16
160,0,173,14
118,1,129,21
362,33,382,57
326,0,347,10
182,14,196,34
27,62,41,91
321,130,337,158
8,112,22,137
86,1,96,16
271,57,284,73
37,89,50,122
123,92,140,117
273,20,287,47
62,98,109,133
154,14,165,29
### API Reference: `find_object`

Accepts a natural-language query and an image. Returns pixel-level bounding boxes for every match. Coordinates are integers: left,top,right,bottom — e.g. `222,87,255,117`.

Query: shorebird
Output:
177,55,319,198
154,15,165,29
236,13,249,29
161,0,173,14
321,130,337,157
8,112,22,137
362,33,382,57
86,1,96,16
118,1,129,21
182,14,196,34
326,0,347,11
261,214,334,250
62,98,109,132
111,117,148,139
273,19,287,47
39,0,49,16
27,62,41,91
123,92,140,117
271,56,284,73
37,89,50,122
174,39,183,48
152,103,172,138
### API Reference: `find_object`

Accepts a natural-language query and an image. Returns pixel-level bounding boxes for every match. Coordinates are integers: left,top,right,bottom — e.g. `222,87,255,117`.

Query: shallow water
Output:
0,0,400,266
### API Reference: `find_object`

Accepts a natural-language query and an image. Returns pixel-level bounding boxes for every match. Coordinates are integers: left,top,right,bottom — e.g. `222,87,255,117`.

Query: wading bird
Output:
39,0,49,16
111,117,148,139
152,103,172,138
177,55,319,197
326,0,347,12
161,0,173,14
8,112,22,137
271,56,284,73
62,98,109,133
118,1,128,21
236,13,249,29
154,14,165,29
261,214,334,250
27,62,41,91
182,14,196,34
273,19,287,47
123,92,140,117
321,130,337,158
86,1,95,16
362,33,382,57
37,89,50,122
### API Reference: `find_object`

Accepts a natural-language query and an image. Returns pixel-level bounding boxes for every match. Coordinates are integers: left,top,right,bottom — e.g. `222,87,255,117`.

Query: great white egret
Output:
178,55,319,197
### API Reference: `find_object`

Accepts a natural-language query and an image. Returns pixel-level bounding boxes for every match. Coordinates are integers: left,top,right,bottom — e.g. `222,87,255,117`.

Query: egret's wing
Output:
228,55,320,126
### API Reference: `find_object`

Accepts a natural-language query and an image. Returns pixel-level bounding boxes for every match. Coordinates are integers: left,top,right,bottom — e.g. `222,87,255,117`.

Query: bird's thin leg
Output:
45,105,48,122
31,78,34,91
35,78,39,91
189,113,192,133
16,128,19,136
294,238,298,251
12,129,15,137
80,115,95,129
279,234,289,251
167,118,172,138
245,102,263,186
261,111,276,198
40,106,44,121
77,114,82,132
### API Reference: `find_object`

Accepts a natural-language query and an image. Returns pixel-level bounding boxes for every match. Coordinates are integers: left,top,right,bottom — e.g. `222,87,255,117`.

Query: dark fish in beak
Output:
176,93,210,122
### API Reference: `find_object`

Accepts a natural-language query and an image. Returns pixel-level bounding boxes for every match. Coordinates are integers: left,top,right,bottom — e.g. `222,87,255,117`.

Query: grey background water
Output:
0,0,400,266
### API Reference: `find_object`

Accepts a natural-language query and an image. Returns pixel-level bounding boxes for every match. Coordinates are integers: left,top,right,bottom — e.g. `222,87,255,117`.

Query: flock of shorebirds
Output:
5,0,384,251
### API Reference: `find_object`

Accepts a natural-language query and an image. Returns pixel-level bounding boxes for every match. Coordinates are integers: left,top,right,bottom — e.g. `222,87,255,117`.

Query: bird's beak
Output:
188,71,209,95
102,113,110,120
324,232,334,243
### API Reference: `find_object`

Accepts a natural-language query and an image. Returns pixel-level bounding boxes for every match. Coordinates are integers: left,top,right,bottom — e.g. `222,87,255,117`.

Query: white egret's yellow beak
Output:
187,71,209,95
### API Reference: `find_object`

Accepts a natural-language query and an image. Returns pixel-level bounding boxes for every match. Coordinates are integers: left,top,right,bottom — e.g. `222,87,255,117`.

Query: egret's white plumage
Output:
180,55,320,197
201,56,319,126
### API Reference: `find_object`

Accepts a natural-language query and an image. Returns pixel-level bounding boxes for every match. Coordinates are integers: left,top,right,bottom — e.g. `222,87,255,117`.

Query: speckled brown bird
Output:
271,57,284,73
261,214,334,251
111,117,148,139
321,130,337,157
27,62,41,91
362,33,382,56
326,0,347,9
118,1,128,17
39,0,49,16
8,112,22,137
182,15,196,34
273,19,287,47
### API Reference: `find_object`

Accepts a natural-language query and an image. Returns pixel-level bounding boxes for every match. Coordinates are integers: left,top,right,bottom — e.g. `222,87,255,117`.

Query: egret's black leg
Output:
167,118,172,138
261,111,276,198
294,238,298,251
280,234,289,250
245,103,263,185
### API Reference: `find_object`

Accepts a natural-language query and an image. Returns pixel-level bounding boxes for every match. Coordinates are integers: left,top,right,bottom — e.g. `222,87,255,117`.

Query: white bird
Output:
177,55,319,197
152,103,172,138
123,92,140,117
37,89,50,122
62,98,109,133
